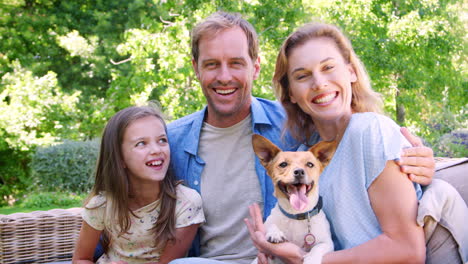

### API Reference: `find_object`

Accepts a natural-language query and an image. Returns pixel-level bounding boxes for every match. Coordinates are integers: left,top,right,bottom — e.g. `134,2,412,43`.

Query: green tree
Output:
0,61,80,204
304,0,467,147
0,0,466,203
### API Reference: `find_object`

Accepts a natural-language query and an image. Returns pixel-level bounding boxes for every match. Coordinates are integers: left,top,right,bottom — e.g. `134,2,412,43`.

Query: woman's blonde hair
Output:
273,22,383,142
85,103,180,252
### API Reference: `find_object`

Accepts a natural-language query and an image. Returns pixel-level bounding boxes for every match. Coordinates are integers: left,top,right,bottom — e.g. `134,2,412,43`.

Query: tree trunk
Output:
396,89,405,125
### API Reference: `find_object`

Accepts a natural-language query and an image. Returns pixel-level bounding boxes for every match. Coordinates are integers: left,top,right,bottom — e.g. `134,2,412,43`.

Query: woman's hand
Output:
398,127,435,186
244,204,305,264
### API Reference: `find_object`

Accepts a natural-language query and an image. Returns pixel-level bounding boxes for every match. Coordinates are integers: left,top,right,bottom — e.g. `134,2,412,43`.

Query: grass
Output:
0,191,86,215
0,204,81,215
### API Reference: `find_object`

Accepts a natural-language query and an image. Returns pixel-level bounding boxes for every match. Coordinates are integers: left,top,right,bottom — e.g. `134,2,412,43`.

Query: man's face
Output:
193,27,260,128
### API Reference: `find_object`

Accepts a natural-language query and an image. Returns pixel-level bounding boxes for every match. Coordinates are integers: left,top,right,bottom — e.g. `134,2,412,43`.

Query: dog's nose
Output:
294,168,305,179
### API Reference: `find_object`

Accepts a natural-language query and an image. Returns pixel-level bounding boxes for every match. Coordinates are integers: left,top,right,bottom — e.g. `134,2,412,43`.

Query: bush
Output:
423,105,467,158
30,140,99,193
0,149,31,206
433,129,468,158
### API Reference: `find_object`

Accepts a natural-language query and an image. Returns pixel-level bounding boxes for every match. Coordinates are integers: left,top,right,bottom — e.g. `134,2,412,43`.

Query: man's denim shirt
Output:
167,97,298,256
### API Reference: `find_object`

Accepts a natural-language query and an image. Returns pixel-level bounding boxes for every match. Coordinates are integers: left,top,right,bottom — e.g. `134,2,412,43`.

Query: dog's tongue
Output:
289,184,308,211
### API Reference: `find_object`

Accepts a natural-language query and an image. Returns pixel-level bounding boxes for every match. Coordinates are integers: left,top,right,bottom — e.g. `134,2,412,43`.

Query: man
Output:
167,11,435,264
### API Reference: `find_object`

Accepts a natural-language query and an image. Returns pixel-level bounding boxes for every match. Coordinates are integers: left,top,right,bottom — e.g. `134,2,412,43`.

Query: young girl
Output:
73,105,204,264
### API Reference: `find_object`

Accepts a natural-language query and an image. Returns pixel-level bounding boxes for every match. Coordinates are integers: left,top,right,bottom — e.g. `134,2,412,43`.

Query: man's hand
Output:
398,127,435,186
244,204,305,264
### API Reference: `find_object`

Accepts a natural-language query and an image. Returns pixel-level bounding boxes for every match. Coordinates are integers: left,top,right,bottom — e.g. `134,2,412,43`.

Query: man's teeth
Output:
146,160,162,166
216,88,235,94
313,93,336,104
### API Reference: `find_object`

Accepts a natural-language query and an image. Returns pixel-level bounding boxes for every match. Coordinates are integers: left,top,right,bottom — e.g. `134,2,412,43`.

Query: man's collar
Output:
278,196,323,220
250,97,272,126
183,97,271,155
183,108,206,156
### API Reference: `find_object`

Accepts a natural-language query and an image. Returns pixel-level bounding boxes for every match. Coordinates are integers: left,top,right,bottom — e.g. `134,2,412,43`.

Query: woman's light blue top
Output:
303,112,422,250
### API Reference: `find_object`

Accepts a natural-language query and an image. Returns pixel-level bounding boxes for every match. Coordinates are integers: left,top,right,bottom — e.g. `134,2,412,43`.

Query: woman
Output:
245,22,464,263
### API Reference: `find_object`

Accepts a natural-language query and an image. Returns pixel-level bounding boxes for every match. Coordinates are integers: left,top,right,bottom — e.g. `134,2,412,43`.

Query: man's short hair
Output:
191,11,259,62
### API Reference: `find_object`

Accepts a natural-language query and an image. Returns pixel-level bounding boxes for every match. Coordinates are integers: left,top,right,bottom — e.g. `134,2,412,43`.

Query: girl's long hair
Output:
84,104,180,252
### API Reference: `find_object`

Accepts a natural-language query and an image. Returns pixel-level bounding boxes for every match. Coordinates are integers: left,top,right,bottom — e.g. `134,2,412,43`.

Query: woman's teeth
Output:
313,93,336,104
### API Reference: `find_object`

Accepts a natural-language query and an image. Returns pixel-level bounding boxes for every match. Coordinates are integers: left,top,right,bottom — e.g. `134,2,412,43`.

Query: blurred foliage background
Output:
0,0,466,206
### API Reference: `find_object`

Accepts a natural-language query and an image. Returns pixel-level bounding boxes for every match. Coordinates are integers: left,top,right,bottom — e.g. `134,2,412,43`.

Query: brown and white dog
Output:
251,134,336,264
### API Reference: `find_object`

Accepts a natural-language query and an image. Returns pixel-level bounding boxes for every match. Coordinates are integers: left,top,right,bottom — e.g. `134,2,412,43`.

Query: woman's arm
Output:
158,224,200,264
72,221,102,264
322,160,425,264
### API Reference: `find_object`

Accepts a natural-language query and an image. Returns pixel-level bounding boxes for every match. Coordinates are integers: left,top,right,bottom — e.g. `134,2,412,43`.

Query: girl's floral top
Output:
82,185,204,263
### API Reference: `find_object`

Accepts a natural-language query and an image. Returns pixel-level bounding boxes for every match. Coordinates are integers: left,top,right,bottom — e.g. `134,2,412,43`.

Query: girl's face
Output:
287,37,357,124
121,115,170,184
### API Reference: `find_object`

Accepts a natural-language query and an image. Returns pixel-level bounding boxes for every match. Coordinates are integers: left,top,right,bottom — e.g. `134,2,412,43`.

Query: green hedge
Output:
30,140,99,193
433,129,468,158
0,149,31,206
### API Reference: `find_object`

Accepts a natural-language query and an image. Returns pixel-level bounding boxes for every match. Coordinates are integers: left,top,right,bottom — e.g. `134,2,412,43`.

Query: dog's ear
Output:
309,141,337,167
252,134,281,166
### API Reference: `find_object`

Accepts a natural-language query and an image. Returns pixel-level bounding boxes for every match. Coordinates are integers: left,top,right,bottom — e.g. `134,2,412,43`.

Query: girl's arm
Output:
72,221,102,264
245,160,426,264
158,223,201,264
322,160,425,263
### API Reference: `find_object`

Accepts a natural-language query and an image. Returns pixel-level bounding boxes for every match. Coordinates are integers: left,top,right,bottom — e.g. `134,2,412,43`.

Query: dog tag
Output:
304,233,316,246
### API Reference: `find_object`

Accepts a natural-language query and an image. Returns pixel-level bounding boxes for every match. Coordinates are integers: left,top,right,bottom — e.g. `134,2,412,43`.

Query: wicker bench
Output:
0,159,465,264
0,208,82,264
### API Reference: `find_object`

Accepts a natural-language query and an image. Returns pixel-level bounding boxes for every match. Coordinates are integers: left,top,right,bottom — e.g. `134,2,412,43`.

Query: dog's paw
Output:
266,225,287,243
267,232,286,243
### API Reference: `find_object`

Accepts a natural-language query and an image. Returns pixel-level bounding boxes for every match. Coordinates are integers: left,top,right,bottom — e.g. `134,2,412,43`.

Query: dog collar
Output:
278,196,323,220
